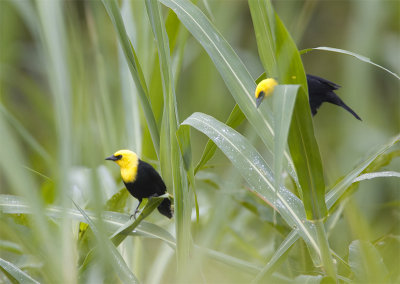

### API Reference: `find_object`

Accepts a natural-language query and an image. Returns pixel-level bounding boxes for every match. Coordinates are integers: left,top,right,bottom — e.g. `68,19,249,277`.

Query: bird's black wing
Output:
307,74,361,120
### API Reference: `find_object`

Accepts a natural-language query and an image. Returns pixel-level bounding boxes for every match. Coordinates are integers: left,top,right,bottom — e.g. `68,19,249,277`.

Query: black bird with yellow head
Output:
106,150,173,219
255,74,361,120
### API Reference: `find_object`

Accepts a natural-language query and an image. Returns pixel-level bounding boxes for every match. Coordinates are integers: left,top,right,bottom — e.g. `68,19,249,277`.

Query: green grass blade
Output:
248,0,277,77
301,47,400,80
270,85,298,201
0,258,40,284
102,0,160,156
182,112,321,256
73,201,139,283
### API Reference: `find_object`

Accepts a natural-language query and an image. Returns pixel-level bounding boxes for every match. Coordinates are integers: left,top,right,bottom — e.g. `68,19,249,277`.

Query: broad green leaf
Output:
181,112,320,256
0,258,39,284
159,0,296,181
73,202,139,283
102,0,160,157
301,47,400,80
349,240,389,283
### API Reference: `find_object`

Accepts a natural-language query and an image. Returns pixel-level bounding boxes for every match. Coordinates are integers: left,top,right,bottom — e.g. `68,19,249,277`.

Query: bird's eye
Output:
116,155,122,160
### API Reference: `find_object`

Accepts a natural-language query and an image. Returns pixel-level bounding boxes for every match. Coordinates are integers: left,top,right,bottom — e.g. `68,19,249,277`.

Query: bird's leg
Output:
131,199,142,220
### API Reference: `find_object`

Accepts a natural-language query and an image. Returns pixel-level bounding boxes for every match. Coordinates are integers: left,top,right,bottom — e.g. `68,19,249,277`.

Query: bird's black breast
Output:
124,159,167,201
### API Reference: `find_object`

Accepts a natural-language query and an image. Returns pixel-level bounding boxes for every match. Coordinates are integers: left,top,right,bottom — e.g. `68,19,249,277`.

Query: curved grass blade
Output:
353,171,400,182
0,258,40,284
301,47,400,80
181,112,320,256
102,0,160,156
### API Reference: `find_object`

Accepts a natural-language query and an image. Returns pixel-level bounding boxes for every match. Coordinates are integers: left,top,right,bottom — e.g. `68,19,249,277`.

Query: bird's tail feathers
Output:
157,198,173,218
329,92,362,121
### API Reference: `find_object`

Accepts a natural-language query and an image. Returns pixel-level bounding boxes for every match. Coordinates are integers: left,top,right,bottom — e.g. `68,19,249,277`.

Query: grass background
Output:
0,0,399,283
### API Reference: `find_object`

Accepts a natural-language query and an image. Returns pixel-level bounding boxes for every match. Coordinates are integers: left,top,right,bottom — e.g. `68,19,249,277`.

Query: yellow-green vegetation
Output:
0,0,399,283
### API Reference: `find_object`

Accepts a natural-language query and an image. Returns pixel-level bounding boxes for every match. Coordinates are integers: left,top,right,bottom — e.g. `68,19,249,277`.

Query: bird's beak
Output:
105,155,118,161
256,93,265,108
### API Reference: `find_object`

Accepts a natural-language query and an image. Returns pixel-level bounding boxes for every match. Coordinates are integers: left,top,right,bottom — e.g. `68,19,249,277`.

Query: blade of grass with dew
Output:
353,171,400,182
0,258,40,284
159,0,297,182
301,47,400,80
181,112,321,256
102,0,160,157
73,201,139,283
145,0,192,271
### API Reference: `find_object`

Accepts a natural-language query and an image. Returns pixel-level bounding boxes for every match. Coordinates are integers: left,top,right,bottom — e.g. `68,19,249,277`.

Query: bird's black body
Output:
124,160,173,218
307,74,361,120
